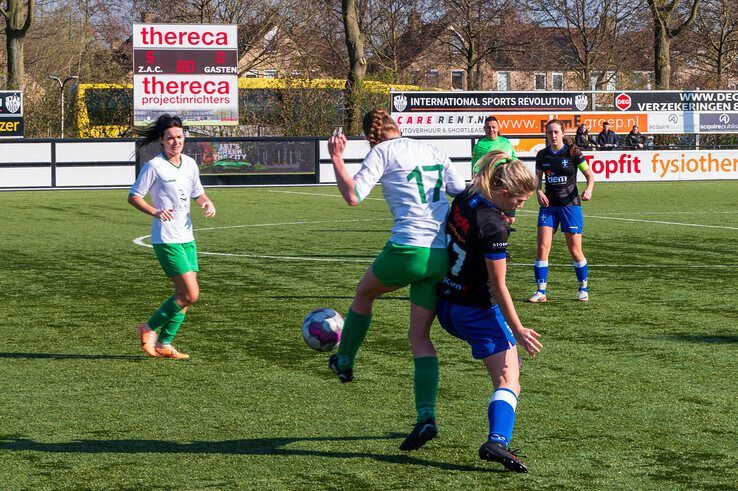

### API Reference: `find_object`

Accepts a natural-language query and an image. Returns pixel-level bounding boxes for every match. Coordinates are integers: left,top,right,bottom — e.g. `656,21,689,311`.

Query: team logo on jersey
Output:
393,94,408,112
561,159,569,168
574,94,588,111
4,94,21,114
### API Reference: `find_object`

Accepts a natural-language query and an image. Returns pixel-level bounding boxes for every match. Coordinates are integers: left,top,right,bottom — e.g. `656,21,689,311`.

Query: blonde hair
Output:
470,150,537,201
362,108,399,147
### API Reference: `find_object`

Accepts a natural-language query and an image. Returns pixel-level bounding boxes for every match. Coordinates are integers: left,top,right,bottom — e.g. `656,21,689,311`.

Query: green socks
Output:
157,311,186,344
336,308,372,371
147,295,183,331
414,356,439,422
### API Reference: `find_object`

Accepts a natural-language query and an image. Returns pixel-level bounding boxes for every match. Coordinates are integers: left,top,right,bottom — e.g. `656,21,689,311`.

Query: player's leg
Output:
479,346,528,472
139,243,196,357
399,301,439,451
330,266,398,380
529,211,555,302
562,206,588,301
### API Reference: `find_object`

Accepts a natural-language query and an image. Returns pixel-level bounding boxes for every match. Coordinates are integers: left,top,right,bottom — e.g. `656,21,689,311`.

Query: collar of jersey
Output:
548,144,568,156
161,152,183,169
470,192,501,212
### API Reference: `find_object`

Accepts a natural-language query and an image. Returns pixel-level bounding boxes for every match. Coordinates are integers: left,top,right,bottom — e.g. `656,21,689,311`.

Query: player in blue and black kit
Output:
437,151,542,472
528,119,595,303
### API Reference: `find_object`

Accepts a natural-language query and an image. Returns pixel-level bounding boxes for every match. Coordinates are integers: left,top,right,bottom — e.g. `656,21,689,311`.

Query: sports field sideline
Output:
0,180,735,489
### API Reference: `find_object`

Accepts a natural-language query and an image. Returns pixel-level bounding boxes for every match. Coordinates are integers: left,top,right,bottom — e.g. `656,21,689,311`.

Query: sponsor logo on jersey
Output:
393,94,408,112
547,175,567,184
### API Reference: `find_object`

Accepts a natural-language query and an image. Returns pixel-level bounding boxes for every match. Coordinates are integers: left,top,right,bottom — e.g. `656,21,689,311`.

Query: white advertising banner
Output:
580,150,738,181
132,23,238,126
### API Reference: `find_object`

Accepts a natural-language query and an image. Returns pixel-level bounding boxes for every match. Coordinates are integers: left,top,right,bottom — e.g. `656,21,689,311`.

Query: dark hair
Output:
545,119,581,159
484,115,499,124
137,114,184,149
362,108,399,147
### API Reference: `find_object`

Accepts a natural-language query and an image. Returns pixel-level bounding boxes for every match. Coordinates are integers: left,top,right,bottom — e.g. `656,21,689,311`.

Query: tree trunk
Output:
654,24,671,89
1,0,34,90
342,0,367,135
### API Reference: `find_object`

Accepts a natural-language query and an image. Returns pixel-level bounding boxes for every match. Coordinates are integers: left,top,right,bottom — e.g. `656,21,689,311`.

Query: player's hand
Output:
502,214,514,225
328,132,347,158
537,189,549,207
581,189,592,201
201,200,216,217
514,327,542,357
153,208,174,221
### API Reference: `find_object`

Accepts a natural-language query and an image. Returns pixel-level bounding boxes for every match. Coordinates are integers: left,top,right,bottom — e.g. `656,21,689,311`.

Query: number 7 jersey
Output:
353,137,466,249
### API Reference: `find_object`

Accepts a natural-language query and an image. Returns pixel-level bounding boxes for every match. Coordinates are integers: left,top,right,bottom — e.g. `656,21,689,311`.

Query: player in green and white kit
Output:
472,116,517,173
327,109,466,451
128,114,216,360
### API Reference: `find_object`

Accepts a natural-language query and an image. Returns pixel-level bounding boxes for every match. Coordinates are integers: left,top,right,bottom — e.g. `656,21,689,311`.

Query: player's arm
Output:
486,258,542,357
128,194,173,221
578,159,595,201
535,168,549,207
328,132,358,206
194,193,216,217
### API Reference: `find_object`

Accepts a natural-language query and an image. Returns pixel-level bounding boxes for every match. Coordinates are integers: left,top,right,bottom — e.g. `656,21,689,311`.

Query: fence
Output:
0,136,736,189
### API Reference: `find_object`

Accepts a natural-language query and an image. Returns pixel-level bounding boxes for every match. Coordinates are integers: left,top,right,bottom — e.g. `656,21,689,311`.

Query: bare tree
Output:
1,0,34,89
647,0,699,88
525,0,643,90
439,0,523,90
689,0,738,87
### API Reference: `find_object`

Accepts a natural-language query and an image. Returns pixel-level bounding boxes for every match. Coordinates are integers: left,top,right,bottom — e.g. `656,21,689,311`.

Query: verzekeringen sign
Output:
614,91,738,112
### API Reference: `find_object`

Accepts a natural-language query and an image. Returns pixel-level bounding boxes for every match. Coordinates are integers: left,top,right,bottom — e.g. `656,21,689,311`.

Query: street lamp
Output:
49,75,78,138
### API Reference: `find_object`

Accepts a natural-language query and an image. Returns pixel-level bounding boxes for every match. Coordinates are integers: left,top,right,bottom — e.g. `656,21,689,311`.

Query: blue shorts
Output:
538,206,584,234
437,300,516,360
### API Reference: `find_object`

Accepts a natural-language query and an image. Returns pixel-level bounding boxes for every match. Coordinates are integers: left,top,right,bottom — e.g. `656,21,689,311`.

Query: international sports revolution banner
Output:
392,91,592,113
132,23,239,126
578,149,738,182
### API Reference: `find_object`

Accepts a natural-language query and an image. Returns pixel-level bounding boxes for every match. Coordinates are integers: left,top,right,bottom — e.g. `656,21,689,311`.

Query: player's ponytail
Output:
362,108,399,147
136,114,184,151
471,150,536,201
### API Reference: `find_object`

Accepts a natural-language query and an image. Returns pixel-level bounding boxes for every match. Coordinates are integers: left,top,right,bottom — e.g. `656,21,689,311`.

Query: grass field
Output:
0,181,736,489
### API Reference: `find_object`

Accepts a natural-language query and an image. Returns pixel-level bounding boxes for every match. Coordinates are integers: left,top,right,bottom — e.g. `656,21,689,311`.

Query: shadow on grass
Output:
0,434,500,472
661,334,738,344
0,352,140,360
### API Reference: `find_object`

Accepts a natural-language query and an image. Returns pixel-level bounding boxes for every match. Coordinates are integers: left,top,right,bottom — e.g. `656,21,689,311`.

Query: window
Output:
605,71,617,90
451,70,465,90
590,72,600,90
426,70,440,87
243,70,259,78
263,70,278,79
535,73,546,90
497,72,509,91
552,72,564,90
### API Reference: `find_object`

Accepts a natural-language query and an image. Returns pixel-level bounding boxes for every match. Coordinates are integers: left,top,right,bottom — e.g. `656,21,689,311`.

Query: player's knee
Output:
178,289,199,306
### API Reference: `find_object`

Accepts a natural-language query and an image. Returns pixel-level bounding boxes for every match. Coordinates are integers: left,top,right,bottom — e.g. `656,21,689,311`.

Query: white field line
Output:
267,189,738,231
132,219,737,269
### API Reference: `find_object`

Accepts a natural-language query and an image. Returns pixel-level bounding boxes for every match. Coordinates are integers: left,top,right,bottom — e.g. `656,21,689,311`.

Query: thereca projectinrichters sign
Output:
0,91,23,138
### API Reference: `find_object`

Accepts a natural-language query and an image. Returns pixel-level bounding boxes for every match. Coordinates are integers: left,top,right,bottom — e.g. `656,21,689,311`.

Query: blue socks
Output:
573,259,588,291
533,260,548,294
488,388,518,446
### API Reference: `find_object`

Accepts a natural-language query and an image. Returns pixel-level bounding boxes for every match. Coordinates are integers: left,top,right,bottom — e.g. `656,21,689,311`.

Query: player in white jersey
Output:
128,114,216,360
327,109,466,451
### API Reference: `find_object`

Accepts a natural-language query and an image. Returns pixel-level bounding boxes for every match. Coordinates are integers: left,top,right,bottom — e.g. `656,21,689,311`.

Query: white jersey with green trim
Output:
129,153,205,244
353,137,466,248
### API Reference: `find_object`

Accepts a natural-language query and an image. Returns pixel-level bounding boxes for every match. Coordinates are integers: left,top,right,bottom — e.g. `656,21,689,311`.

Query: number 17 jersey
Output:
353,137,466,249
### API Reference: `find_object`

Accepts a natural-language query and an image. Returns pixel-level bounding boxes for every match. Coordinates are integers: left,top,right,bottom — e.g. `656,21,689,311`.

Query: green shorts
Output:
371,241,449,311
153,241,199,277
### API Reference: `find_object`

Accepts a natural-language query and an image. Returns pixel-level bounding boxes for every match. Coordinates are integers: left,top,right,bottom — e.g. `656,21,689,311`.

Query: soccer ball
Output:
301,308,343,351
